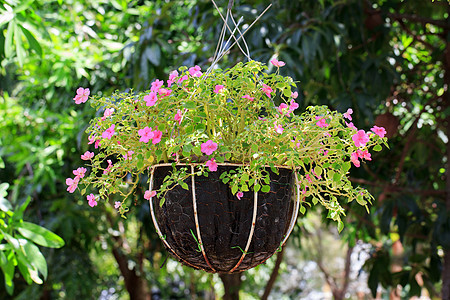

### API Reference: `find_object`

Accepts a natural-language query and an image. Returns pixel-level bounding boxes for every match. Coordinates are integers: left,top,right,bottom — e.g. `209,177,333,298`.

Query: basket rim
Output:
150,162,295,171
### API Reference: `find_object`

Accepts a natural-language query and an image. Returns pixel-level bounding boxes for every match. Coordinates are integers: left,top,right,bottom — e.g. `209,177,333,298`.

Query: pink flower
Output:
343,108,353,120
201,140,218,155
144,190,157,200
152,130,162,144
178,75,188,84
352,130,370,147
87,193,97,207
371,125,387,138
158,88,171,97
94,140,101,149
277,103,289,115
114,201,121,209
242,94,255,101
316,118,329,128
214,85,224,94
292,91,298,99
138,126,154,143
102,124,115,139
346,122,357,131
167,70,179,87
289,100,299,113
274,122,284,134
151,79,164,92
261,84,273,97
123,150,134,160
351,152,360,167
189,65,202,77
103,160,113,174
144,92,158,107
320,149,329,156
73,167,87,179
205,158,218,172
81,151,94,160
357,150,372,161
66,177,79,193
270,59,285,67
306,174,313,184
236,191,243,200
101,108,114,120
174,110,183,125
73,87,90,104
302,186,308,194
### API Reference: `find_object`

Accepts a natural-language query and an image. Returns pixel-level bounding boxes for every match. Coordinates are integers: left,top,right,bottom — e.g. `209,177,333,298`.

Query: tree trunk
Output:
261,248,285,300
442,37,450,300
112,247,152,300
219,272,242,300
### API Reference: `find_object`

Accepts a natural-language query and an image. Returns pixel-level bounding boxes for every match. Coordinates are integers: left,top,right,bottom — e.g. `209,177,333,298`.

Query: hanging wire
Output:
206,0,272,75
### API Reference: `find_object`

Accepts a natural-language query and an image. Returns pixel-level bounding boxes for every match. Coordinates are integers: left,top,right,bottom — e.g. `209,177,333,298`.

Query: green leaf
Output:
337,220,344,233
183,101,197,110
136,158,144,170
14,23,26,66
19,24,42,56
342,161,351,173
261,185,270,193
17,222,65,248
314,166,322,177
15,196,31,220
312,197,318,205
231,185,238,195
333,173,341,182
194,123,206,132
180,181,188,190
0,251,15,295
254,184,261,192
0,183,12,212
356,196,367,206
299,205,306,214
5,20,14,58
22,242,47,280
241,173,249,181
12,0,34,13
17,248,43,285
185,125,194,134
373,144,382,152
251,144,258,152
183,144,193,153
193,147,202,156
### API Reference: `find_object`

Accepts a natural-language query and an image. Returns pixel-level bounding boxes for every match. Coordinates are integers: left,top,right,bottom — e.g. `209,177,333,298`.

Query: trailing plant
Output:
66,60,387,230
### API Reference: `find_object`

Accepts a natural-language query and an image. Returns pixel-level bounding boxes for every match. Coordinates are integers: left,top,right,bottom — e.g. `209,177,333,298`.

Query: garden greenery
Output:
67,60,387,231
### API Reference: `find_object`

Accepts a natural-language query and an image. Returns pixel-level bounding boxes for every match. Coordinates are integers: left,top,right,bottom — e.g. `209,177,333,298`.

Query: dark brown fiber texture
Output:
152,165,294,273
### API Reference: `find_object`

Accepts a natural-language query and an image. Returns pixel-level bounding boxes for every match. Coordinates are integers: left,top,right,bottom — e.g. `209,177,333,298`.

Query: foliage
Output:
70,60,387,230
0,182,64,296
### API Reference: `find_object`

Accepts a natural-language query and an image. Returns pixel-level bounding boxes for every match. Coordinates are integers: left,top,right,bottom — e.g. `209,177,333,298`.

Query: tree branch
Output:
387,12,450,30
261,247,285,300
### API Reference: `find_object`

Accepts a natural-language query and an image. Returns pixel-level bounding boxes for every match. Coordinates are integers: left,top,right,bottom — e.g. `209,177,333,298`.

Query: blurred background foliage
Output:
0,0,449,299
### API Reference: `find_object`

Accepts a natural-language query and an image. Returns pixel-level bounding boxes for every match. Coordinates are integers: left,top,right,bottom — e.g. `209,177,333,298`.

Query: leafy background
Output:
0,0,448,299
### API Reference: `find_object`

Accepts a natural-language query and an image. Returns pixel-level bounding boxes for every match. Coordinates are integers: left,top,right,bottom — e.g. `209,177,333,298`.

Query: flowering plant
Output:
67,60,387,230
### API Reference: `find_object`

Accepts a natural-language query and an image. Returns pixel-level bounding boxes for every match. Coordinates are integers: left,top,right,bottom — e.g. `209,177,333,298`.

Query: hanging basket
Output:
149,163,300,273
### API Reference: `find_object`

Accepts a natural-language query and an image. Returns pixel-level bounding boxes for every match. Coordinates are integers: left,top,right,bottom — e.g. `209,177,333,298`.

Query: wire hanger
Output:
206,0,272,76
